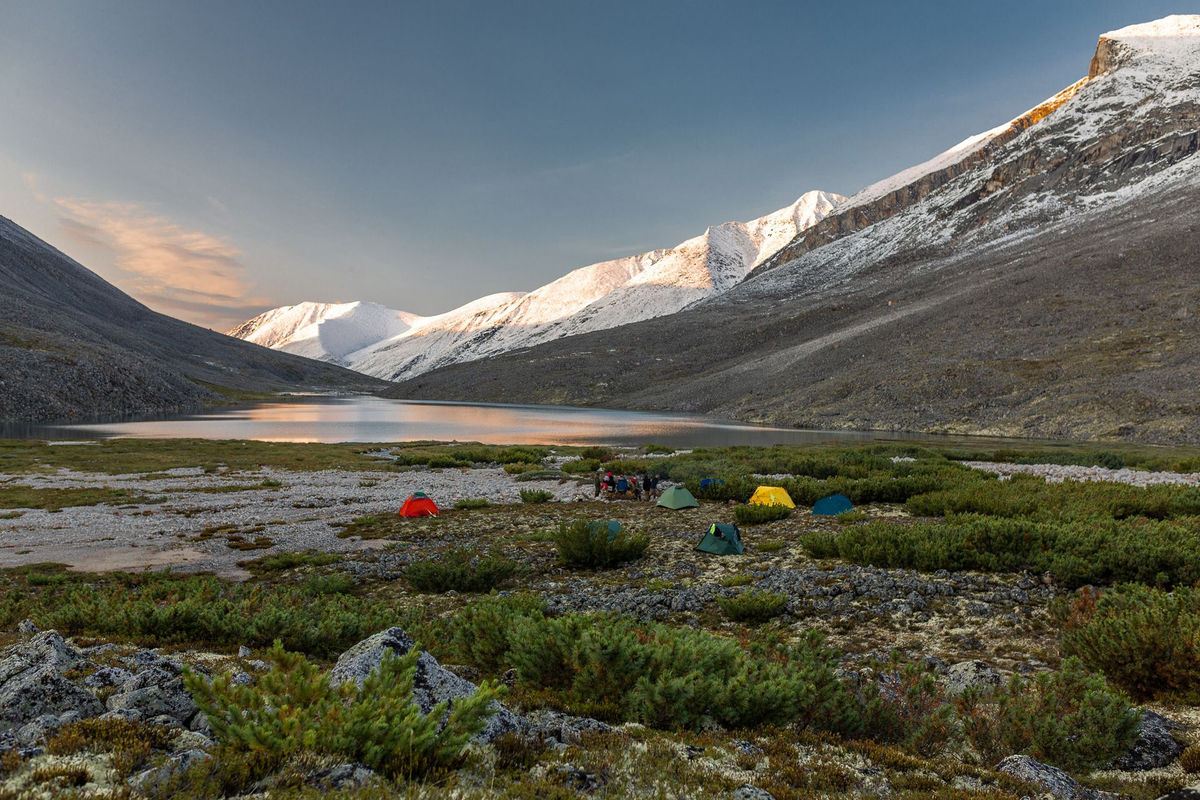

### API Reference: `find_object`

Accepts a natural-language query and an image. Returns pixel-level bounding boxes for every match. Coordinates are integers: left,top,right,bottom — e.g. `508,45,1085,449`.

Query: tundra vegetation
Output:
1,437,1199,798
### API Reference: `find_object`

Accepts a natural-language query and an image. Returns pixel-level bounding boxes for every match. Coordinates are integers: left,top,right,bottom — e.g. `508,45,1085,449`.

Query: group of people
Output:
594,470,660,501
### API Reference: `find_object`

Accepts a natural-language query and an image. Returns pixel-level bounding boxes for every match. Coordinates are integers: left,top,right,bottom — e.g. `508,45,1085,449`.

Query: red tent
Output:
398,492,439,517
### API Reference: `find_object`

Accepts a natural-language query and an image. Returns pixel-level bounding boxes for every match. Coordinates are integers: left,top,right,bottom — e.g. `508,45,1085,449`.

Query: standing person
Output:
593,470,602,498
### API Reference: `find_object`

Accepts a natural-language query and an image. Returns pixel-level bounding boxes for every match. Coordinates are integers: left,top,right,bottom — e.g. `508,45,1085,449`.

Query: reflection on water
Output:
6,396,933,447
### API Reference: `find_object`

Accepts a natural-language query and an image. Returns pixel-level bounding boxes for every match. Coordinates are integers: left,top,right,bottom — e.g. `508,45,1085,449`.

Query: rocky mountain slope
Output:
231,191,843,381
0,217,388,424
387,16,1200,445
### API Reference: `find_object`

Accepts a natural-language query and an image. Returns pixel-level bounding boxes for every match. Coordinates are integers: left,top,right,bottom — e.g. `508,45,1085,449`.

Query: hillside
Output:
386,16,1200,445
0,217,388,424
230,191,843,381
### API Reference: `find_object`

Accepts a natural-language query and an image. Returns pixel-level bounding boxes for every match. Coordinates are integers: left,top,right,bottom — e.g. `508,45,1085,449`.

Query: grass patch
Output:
718,573,755,588
453,497,490,510
0,486,160,511
519,488,554,504
734,503,793,525
757,539,785,553
240,550,342,574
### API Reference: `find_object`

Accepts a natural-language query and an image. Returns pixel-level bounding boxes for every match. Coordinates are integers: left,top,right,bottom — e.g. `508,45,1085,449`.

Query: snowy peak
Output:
230,300,422,363
231,188,843,380
1091,15,1200,77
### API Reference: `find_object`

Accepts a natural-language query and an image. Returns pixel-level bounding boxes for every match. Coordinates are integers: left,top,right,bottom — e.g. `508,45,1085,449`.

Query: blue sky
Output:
1,0,1194,328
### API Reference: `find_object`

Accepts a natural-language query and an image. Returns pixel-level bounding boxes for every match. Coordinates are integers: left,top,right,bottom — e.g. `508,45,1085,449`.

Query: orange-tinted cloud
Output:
51,197,273,329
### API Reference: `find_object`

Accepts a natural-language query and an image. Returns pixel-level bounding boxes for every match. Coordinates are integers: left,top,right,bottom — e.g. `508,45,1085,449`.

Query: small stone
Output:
16,620,39,635
995,754,1114,800
237,645,252,658
307,762,378,790
944,660,1003,695
733,786,776,800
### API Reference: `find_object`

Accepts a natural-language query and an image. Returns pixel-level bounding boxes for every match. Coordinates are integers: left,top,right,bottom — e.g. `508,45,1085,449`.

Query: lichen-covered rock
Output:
329,628,525,744
1111,710,1184,770
307,762,379,790
733,787,776,800
524,709,612,745
1155,786,1200,800
83,666,133,690
129,748,213,792
944,660,1003,695
995,755,1115,800
0,632,103,731
106,668,200,730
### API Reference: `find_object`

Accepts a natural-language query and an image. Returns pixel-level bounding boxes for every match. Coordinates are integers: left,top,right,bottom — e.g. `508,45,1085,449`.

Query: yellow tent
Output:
748,486,795,508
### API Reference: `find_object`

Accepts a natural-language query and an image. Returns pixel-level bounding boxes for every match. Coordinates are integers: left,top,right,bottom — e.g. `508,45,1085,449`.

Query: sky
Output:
1,0,1195,330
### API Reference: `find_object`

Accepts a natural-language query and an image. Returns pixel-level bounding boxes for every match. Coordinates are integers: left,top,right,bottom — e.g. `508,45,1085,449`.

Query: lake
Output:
2,396,945,447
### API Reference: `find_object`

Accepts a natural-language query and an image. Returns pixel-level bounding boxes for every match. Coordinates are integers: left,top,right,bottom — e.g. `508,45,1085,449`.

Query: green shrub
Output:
801,514,1200,588
685,476,756,503
578,446,615,462
853,658,957,756
404,549,517,593
718,590,787,624
551,519,649,569
734,503,793,525
502,462,540,474
185,641,500,780
519,489,554,503
718,574,755,588
757,539,785,553
301,573,356,595
496,612,857,731
1054,584,1200,701
561,458,601,474
33,574,395,657
955,657,1139,772
242,551,341,574
451,595,547,673
453,497,490,509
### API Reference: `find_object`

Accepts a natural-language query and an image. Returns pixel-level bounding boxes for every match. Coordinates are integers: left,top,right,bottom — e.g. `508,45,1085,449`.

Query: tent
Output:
699,478,725,489
696,523,743,555
398,491,439,517
812,494,854,516
657,485,699,509
749,486,795,509
587,520,623,541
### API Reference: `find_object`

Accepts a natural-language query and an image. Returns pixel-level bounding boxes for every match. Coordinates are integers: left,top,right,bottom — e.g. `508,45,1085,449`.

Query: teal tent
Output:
657,486,699,510
587,520,622,541
696,523,743,555
813,494,854,516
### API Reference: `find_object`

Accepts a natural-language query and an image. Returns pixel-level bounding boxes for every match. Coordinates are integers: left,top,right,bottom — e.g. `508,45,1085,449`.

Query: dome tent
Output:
749,486,795,508
657,486,699,510
398,491,439,517
812,494,854,516
695,523,743,555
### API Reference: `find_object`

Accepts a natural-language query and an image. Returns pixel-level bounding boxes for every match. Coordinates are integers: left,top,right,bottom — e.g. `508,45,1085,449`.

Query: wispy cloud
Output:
48,196,273,330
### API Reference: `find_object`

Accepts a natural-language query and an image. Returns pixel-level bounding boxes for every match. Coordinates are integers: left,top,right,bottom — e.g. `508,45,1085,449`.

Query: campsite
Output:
3,437,1200,799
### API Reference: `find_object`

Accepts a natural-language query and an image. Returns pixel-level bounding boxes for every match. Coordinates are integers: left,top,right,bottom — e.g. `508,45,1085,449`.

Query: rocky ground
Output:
2,452,1200,798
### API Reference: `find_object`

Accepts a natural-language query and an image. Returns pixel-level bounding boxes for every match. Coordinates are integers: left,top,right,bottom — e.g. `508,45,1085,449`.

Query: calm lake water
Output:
4,396,944,447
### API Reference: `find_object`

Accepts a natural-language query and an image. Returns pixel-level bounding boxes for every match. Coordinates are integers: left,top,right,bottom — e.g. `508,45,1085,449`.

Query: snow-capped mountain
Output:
230,190,843,380
386,16,1200,444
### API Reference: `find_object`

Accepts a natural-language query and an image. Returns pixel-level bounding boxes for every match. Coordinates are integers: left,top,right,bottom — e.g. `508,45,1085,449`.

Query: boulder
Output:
307,762,378,790
83,666,133,690
0,632,103,731
1111,710,1184,770
1155,787,1200,800
944,660,1004,695
523,709,612,745
329,627,525,744
995,755,1115,800
129,748,213,792
106,668,200,730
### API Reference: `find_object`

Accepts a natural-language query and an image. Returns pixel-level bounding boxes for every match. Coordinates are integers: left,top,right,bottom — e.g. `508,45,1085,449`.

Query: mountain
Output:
229,190,843,381
386,16,1200,445
0,217,389,424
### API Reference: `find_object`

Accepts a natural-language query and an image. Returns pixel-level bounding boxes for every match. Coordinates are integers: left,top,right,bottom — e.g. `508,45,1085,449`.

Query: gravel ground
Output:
0,465,588,578
964,461,1200,486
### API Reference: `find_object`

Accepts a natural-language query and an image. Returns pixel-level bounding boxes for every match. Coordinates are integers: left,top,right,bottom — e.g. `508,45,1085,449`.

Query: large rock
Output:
129,748,213,792
995,755,1115,800
944,660,1004,696
1155,787,1200,800
106,667,201,730
1111,710,1184,770
0,631,103,731
329,628,524,743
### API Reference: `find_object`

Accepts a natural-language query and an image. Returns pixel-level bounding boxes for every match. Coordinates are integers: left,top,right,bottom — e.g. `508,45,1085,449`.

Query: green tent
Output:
696,523,743,555
587,520,623,541
657,486,698,510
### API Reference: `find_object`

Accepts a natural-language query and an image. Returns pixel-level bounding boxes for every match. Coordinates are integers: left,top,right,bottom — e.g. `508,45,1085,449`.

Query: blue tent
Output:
699,478,725,489
587,520,623,541
812,494,854,516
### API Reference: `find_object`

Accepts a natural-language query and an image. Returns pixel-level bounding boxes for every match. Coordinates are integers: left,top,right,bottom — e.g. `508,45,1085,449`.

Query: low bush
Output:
552,519,649,569
718,590,787,623
519,488,554,503
241,551,341,574
561,458,601,474
1053,584,1200,701
734,503,793,525
46,717,176,777
453,497,490,509
451,594,546,672
185,641,500,780
477,608,857,732
956,657,1139,772
404,549,517,593
685,475,756,503
801,514,1200,588
300,573,356,595
502,462,540,474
